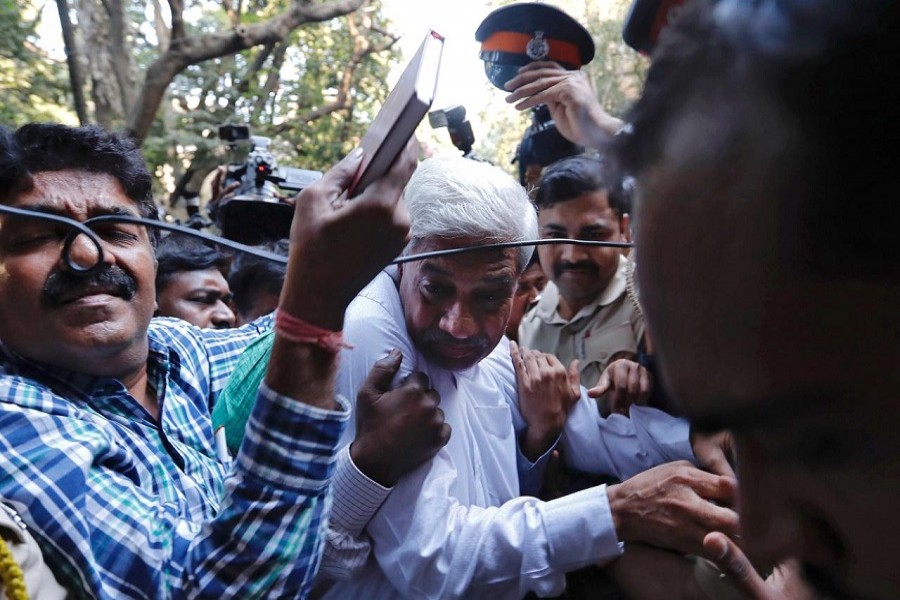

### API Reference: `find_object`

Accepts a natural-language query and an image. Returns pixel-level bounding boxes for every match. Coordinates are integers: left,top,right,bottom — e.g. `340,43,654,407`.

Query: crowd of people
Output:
0,0,897,598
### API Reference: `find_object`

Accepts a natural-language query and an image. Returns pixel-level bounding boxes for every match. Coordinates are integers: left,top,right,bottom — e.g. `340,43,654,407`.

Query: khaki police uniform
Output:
518,256,644,389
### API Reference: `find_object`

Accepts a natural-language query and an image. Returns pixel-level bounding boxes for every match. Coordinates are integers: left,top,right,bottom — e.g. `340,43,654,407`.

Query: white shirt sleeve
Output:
561,392,697,480
366,452,623,599
318,447,391,581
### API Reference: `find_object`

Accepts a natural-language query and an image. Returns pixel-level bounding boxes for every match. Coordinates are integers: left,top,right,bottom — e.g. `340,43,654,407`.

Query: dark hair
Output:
534,155,628,217
228,239,289,317
616,0,900,277
0,124,157,217
0,123,160,243
155,234,232,292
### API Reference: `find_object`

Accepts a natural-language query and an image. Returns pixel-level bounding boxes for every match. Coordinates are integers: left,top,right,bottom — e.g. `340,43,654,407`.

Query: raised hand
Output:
504,61,624,150
588,358,652,417
511,340,580,460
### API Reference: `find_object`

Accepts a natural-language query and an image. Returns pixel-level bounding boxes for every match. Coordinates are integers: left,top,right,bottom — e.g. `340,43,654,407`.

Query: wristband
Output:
274,310,354,353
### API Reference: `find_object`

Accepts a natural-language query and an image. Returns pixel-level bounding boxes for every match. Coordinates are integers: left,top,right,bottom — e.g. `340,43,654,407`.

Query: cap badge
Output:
526,31,550,60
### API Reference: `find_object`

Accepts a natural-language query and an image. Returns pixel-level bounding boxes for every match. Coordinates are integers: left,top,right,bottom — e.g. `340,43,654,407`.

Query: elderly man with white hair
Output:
321,156,740,599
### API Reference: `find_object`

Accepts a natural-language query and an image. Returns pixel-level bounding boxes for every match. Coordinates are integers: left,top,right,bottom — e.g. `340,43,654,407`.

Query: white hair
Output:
402,156,538,272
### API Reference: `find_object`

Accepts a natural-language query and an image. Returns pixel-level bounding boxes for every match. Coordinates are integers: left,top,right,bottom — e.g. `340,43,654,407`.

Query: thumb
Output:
320,146,365,192
587,369,609,398
360,349,402,398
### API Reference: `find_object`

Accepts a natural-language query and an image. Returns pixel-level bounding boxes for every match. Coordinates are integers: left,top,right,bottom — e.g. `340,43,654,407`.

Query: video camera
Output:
215,125,322,245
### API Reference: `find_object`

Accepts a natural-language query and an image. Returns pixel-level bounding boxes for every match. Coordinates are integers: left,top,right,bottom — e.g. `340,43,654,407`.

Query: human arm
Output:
504,61,625,150
361,448,623,599
0,387,347,599
318,277,454,580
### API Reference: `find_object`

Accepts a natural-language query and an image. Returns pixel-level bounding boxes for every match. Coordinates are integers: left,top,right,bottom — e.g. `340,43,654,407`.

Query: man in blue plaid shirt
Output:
0,123,432,598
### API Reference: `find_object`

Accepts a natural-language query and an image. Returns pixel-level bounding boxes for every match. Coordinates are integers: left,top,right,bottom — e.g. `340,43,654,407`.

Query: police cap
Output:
475,3,595,90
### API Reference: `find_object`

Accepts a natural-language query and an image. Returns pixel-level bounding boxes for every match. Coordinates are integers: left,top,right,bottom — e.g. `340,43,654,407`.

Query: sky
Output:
380,0,500,110
377,0,512,150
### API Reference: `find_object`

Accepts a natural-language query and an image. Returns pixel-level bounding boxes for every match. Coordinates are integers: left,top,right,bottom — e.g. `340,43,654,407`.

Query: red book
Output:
349,30,445,197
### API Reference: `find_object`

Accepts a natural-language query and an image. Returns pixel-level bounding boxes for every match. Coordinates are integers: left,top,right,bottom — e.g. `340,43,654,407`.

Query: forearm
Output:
182,383,350,597
264,332,339,411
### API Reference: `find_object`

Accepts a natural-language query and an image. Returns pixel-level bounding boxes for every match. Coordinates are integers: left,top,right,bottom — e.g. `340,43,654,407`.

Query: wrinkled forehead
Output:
5,170,140,218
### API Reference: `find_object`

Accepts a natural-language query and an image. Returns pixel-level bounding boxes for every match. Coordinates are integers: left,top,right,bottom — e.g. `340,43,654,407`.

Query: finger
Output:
638,367,652,404
702,448,737,480
536,351,556,374
504,63,568,90
567,359,581,396
609,383,629,416
627,363,642,398
510,341,526,379
438,422,452,447
685,470,740,506
522,347,540,380
504,75,566,103
360,349,402,396
401,371,431,393
543,352,563,371
701,532,771,598
320,146,367,195
587,370,609,398
357,136,419,208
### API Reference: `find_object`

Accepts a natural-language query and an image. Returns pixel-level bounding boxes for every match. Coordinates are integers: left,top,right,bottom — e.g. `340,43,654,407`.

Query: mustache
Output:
41,265,137,306
422,328,488,351
553,261,598,277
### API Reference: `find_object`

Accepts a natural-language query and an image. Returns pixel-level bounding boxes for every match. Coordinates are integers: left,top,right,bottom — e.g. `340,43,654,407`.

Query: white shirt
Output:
321,269,696,599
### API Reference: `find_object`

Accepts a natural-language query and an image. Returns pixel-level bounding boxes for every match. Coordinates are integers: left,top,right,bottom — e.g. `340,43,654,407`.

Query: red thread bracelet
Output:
274,310,355,353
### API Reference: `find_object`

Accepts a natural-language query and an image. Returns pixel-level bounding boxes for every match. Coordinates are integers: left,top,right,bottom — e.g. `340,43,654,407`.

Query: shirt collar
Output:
0,330,173,400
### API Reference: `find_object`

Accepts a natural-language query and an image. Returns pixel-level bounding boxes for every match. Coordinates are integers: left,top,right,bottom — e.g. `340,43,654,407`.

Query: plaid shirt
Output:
0,316,349,599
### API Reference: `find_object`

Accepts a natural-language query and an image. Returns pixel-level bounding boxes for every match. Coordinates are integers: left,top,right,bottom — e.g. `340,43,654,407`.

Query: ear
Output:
620,213,632,243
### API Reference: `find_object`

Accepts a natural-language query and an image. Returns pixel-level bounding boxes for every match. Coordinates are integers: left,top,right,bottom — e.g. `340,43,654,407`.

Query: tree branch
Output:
55,0,89,124
168,0,185,42
127,0,366,141
278,15,398,131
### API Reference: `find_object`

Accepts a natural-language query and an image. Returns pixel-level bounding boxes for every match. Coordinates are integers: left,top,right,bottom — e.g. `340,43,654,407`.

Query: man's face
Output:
157,269,235,329
398,236,519,371
537,190,627,318
635,159,900,600
506,262,547,339
0,170,158,377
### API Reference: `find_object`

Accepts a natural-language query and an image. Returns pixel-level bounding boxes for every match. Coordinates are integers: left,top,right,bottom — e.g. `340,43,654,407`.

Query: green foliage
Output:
142,0,399,205
0,0,77,126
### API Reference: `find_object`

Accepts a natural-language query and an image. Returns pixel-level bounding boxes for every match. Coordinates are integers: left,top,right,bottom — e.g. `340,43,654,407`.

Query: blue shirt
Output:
0,316,349,598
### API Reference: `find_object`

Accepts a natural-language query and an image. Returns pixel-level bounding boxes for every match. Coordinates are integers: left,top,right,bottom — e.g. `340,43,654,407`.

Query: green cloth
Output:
212,330,276,453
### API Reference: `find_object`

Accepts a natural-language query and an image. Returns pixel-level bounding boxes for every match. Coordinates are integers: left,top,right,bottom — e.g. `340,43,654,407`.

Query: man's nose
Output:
440,302,478,339
61,231,109,273
211,301,236,329
560,243,588,264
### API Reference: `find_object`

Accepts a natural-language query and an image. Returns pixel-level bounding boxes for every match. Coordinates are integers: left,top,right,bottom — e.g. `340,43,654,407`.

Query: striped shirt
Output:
0,316,349,599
